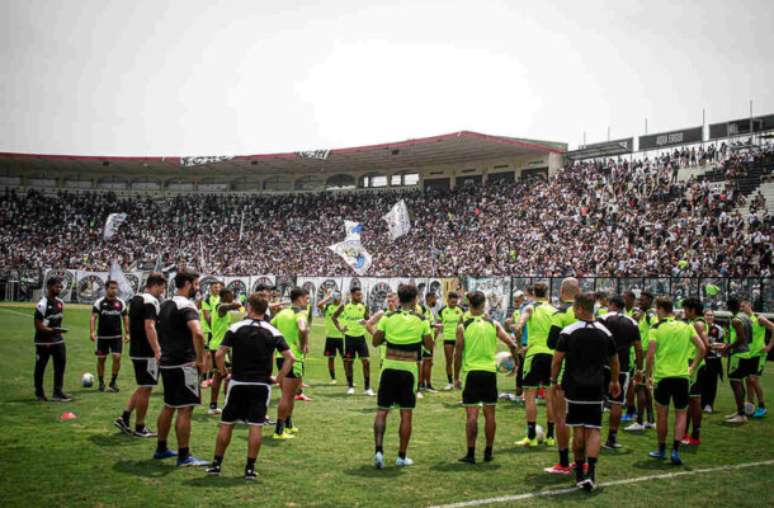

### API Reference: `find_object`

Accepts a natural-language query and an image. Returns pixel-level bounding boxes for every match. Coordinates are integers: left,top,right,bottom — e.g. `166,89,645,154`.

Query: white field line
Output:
0,307,33,318
428,459,774,508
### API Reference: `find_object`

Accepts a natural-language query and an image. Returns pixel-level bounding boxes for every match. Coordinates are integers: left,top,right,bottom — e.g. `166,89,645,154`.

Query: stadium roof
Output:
0,131,565,178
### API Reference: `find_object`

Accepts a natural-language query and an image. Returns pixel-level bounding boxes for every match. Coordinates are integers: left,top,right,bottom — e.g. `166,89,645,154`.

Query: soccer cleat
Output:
346,387,355,395
624,422,645,431
581,478,598,492
648,450,666,460
52,392,72,402
753,407,768,418
458,455,476,465
177,455,209,467
416,391,424,399
621,412,636,422
374,451,385,469
726,414,747,424
133,426,157,438
443,383,454,391
364,389,375,396
395,456,414,467
153,449,178,460
108,383,119,392
644,422,656,429
329,379,337,385
544,437,556,447
206,464,221,476
670,450,683,465
98,382,105,392
703,405,713,414
272,431,295,440
680,435,692,445
113,417,132,435
207,407,222,415
515,437,538,447
244,467,257,480
544,464,572,475
483,452,493,463
285,426,299,434
35,393,48,402
295,393,313,401
603,440,622,449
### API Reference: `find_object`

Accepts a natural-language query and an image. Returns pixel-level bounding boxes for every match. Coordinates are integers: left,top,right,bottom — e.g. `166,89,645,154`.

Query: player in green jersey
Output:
365,292,399,370
719,297,755,423
333,288,373,396
680,298,710,446
505,290,527,398
318,290,344,384
626,291,657,431
271,288,310,439
594,291,609,318
199,281,222,386
646,296,704,465
372,284,434,469
418,292,438,394
741,298,774,418
207,289,243,415
454,291,518,464
437,292,465,391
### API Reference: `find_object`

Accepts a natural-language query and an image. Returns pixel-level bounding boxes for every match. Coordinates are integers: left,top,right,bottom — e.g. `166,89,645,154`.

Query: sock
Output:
658,442,666,455
575,460,585,482
346,374,354,388
527,422,536,440
691,427,700,440
484,446,493,458
759,402,766,409
99,376,104,385
178,447,190,461
213,455,223,467
135,423,145,432
329,367,335,380
210,402,217,410
364,373,370,391
156,440,168,453
275,420,285,435
559,448,569,467
673,440,680,453
626,404,636,415
547,422,555,439
587,457,597,481
110,374,117,385
246,457,256,470
466,447,475,459
285,416,293,429
121,410,131,425
738,402,745,415
375,446,384,454
647,408,654,423
608,430,617,443
399,451,406,460
636,411,644,425
447,373,453,384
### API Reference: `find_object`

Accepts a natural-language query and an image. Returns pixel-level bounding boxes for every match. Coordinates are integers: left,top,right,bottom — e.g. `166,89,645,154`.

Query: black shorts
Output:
377,369,416,410
276,357,303,379
221,383,271,426
689,365,705,397
728,355,758,381
422,346,434,359
516,353,525,389
96,338,122,357
566,400,604,428
522,353,552,388
131,358,158,387
603,369,631,405
444,340,456,347
324,337,344,357
654,377,689,410
160,365,201,408
462,371,498,406
344,335,369,359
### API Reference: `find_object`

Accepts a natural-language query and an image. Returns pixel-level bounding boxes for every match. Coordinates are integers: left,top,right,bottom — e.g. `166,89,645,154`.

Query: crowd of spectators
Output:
1,144,771,279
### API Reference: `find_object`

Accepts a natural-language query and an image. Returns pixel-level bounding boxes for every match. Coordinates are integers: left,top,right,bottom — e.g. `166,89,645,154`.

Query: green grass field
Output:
1,303,773,507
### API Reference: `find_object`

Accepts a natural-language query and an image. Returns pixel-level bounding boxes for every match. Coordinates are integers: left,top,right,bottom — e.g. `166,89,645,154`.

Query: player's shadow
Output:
429,461,502,472
88,433,146,447
192,413,221,423
343,465,403,478
350,407,379,414
631,459,674,470
113,459,176,478
522,471,572,488
184,476,250,487
600,447,634,457
440,402,464,410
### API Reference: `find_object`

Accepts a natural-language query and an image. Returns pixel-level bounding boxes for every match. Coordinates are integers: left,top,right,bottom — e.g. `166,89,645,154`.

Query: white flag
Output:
108,260,134,300
328,239,372,276
344,220,364,241
103,213,128,240
382,200,411,240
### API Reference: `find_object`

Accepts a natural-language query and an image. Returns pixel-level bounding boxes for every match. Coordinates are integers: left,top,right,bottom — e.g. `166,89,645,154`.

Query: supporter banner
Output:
328,239,372,276
76,271,108,304
639,126,703,150
274,275,297,299
467,277,511,322
299,277,343,314
250,275,276,293
297,149,330,160
125,272,143,296
224,276,250,299
108,261,134,301
43,269,77,302
180,155,234,167
383,200,411,240
166,271,177,299
103,213,127,241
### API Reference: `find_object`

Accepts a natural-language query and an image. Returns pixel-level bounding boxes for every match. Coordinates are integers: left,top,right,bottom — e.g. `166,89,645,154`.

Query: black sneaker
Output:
484,452,493,463
52,392,72,402
113,417,132,434
206,463,221,476
108,384,119,393
458,455,476,465
36,392,48,402
98,382,105,392
244,467,257,480
581,478,597,492
133,426,157,438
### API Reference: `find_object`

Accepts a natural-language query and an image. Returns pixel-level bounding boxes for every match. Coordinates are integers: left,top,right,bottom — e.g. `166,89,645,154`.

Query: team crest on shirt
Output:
114,301,121,310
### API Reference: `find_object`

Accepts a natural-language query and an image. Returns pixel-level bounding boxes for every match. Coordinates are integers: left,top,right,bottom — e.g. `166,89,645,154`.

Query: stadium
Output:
2,2,773,508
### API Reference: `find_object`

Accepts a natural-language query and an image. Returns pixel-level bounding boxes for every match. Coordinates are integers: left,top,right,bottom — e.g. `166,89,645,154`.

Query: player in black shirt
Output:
206,294,294,480
154,271,208,467
33,277,70,401
598,295,642,449
114,273,166,437
90,280,129,392
552,293,620,492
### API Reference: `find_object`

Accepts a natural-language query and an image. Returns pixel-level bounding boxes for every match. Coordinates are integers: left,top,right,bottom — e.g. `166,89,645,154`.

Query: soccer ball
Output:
744,402,756,416
535,424,545,443
496,351,515,375
81,372,95,388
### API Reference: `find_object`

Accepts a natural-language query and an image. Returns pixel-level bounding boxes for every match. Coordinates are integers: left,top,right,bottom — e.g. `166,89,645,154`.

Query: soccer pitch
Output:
1,303,773,507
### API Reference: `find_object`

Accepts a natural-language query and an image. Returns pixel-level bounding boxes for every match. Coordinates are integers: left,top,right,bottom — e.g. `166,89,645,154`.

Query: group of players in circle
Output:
31,273,772,490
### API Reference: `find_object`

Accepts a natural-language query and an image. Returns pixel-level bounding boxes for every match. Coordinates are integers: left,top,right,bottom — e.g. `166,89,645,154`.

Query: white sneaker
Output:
364,388,375,396
346,387,355,395
416,391,424,399
644,422,656,430
703,405,713,414
396,456,414,467
726,414,747,424
207,407,221,415
374,451,384,469
329,379,337,385
624,422,645,431
443,383,454,391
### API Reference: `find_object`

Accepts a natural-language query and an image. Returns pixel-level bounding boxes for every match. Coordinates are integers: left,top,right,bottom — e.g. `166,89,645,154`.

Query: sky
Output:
1,0,773,156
